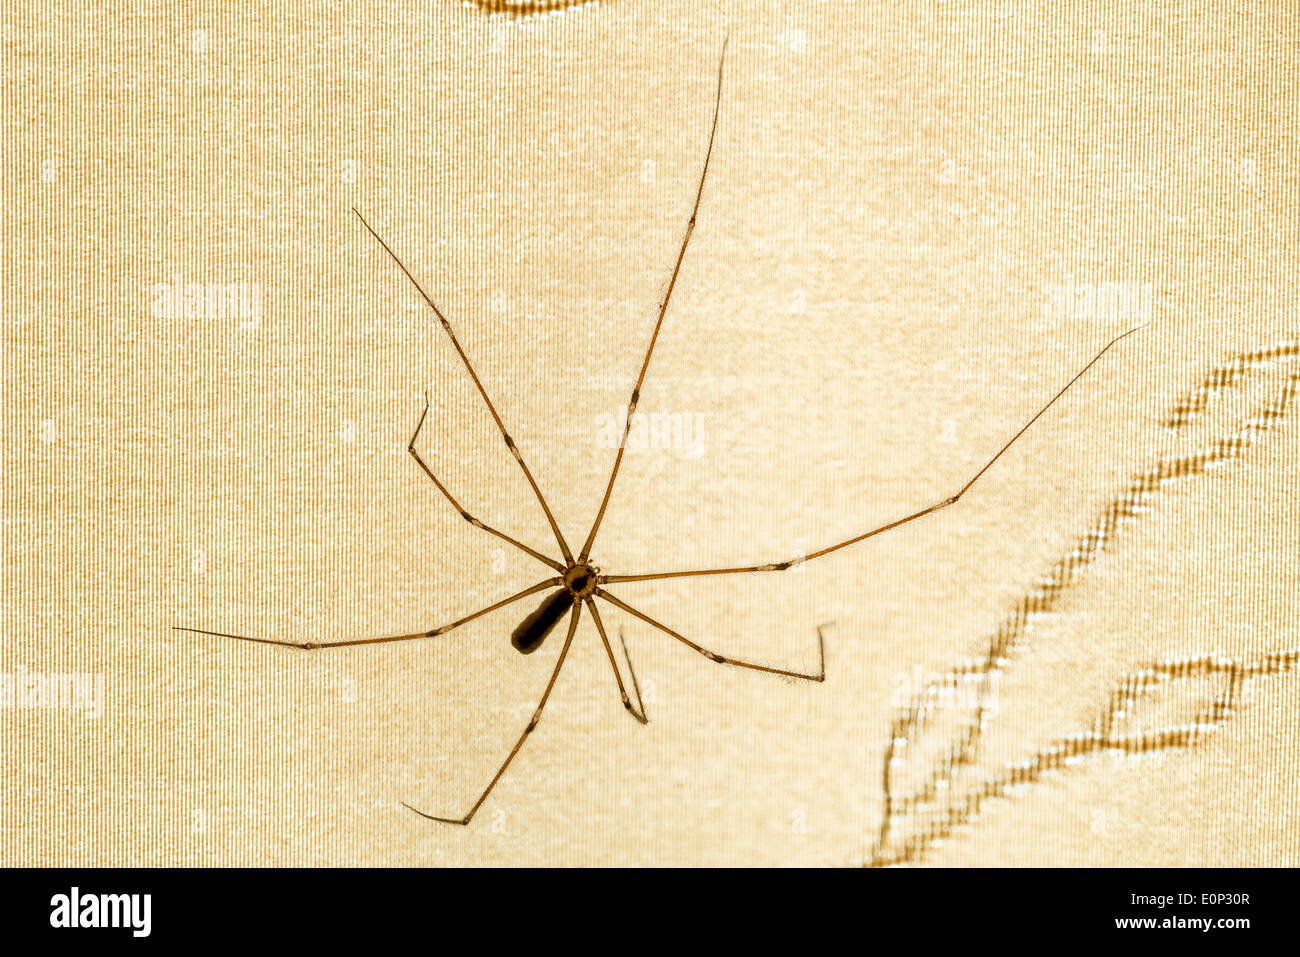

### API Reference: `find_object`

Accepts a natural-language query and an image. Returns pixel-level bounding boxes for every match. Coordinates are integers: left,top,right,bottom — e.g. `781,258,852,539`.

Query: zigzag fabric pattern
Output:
871,341,1300,867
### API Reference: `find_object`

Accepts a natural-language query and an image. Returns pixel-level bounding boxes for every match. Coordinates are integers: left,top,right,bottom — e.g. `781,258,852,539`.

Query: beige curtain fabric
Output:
6,0,1297,866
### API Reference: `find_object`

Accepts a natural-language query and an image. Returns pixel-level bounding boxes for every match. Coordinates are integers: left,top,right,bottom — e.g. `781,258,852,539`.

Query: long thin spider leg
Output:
596,588,826,682
407,393,563,572
584,597,647,724
405,601,582,825
578,37,729,564
173,577,562,650
601,324,1145,585
353,207,575,565
618,629,648,723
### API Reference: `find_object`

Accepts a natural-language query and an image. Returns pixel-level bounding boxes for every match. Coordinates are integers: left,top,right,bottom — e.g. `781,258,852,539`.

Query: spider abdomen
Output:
511,589,574,655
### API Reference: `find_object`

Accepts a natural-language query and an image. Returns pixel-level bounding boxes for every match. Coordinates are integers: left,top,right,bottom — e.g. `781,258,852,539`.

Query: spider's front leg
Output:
355,207,576,566
405,394,563,573
599,325,1145,587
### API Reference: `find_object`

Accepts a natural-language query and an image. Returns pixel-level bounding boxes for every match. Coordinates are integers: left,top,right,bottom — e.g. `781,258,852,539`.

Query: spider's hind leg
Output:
595,589,827,683
405,602,583,825
586,598,648,724
174,577,563,650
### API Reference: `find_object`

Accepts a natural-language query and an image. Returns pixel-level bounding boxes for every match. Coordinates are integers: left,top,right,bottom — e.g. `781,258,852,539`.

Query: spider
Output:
177,39,1141,825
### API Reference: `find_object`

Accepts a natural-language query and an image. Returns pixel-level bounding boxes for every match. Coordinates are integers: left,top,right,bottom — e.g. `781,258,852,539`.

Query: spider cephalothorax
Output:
563,561,599,600
510,562,601,655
